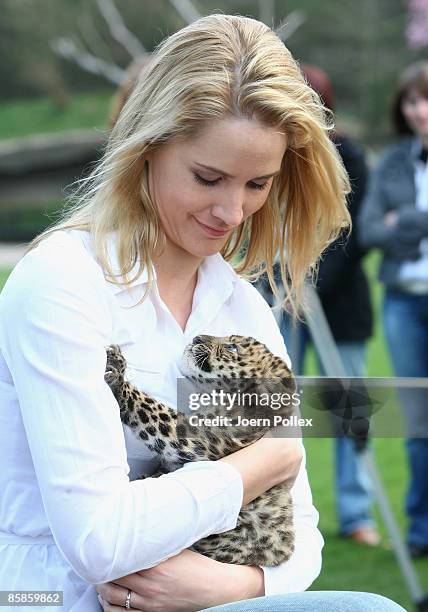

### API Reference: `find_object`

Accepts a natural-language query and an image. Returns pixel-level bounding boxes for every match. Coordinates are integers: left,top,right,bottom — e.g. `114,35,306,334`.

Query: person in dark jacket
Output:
259,65,378,546
359,62,428,558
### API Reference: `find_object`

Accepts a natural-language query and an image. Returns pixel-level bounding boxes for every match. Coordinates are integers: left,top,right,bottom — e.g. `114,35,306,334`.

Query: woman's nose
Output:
211,190,244,227
416,98,428,116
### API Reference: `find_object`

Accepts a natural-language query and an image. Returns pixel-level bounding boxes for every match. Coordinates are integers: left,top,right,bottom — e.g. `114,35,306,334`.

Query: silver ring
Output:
125,589,132,609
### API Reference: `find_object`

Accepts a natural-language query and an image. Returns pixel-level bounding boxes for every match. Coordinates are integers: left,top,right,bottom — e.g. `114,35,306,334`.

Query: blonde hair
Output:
30,14,350,312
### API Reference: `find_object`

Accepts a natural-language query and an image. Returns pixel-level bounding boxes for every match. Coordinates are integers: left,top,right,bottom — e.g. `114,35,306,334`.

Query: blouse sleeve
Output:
236,282,324,594
0,235,243,585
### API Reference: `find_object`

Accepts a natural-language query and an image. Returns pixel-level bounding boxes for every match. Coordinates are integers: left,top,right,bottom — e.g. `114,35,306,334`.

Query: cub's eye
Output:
224,343,239,354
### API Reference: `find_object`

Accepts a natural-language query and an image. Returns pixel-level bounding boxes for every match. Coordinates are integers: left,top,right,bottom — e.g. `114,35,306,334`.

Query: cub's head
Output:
181,335,297,427
180,334,293,381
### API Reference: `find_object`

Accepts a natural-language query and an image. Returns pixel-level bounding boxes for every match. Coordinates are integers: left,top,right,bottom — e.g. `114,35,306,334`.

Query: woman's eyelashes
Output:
192,172,268,191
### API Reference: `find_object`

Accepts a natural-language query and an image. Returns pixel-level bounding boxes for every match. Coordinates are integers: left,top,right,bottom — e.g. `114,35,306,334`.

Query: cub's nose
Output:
192,335,211,345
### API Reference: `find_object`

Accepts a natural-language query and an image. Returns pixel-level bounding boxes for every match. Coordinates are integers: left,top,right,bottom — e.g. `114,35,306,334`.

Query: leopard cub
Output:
104,334,297,566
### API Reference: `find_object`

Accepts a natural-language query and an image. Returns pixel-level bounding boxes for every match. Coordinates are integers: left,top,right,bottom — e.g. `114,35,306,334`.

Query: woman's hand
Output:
220,436,303,506
384,210,398,227
96,549,264,611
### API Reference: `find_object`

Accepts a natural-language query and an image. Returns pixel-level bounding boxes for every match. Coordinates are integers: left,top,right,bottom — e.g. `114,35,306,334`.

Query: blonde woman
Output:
0,15,404,612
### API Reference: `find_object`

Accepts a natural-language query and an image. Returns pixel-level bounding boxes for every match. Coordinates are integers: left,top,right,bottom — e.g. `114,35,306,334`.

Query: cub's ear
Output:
280,374,297,396
264,358,296,395
271,355,294,379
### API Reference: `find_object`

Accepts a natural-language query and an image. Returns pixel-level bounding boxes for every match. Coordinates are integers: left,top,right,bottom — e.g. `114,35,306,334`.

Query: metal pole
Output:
295,284,428,611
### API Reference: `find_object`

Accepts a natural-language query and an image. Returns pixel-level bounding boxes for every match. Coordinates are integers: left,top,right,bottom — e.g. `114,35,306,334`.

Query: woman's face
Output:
401,87,428,140
146,116,287,259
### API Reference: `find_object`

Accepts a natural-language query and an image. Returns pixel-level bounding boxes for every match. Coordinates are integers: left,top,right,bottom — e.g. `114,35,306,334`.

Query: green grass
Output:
0,256,426,609
0,91,114,140
0,269,10,289
305,437,428,609
302,251,427,608
364,251,393,377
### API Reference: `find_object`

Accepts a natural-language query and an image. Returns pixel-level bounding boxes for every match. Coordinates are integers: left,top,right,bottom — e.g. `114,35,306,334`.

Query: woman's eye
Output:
249,181,268,191
193,172,269,191
193,173,221,187
224,343,239,354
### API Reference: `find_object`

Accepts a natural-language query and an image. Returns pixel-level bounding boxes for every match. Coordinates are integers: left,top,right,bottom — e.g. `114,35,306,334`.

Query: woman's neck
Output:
152,240,202,331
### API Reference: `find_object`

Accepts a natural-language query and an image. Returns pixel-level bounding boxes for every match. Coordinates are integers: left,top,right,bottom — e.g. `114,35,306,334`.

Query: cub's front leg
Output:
104,345,222,468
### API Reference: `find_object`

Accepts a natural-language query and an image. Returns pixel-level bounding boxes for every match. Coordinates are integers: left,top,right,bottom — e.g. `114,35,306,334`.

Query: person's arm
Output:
358,155,396,251
219,436,303,506
96,439,306,610
0,234,304,587
260,446,324,594
358,153,425,260
235,283,324,594
0,236,245,585
394,207,428,237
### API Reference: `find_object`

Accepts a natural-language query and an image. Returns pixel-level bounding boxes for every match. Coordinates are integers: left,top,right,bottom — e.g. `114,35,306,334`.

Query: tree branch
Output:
77,11,116,63
275,10,306,41
51,37,125,85
259,0,275,26
168,0,202,24
96,0,146,57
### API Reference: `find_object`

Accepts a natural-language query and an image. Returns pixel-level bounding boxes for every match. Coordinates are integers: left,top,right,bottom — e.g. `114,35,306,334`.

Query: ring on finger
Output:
124,589,132,609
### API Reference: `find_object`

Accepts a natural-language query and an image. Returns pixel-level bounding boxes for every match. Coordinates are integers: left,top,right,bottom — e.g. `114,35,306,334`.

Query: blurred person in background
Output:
359,61,428,559
258,64,379,548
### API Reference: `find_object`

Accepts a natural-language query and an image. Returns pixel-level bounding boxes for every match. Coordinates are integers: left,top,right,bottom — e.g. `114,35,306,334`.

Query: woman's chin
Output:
186,238,228,258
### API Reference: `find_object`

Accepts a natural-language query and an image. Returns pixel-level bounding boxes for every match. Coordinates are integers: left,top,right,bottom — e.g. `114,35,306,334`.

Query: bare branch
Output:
77,11,115,63
96,0,146,58
169,0,202,24
275,10,306,41
51,37,125,85
259,0,275,26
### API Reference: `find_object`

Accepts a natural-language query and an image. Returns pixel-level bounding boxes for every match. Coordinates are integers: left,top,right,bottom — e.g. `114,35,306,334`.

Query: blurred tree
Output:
284,0,416,143
1,0,427,143
1,0,68,104
406,0,428,50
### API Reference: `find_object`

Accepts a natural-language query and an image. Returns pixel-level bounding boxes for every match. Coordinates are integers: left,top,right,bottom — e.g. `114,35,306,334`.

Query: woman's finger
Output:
98,594,131,612
97,583,147,610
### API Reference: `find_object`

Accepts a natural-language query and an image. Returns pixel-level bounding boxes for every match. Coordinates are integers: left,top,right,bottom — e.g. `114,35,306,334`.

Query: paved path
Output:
0,243,28,268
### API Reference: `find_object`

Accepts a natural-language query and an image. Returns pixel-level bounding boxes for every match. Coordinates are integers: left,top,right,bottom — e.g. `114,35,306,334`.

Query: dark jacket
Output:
316,134,373,341
358,137,428,288
257,135,373,342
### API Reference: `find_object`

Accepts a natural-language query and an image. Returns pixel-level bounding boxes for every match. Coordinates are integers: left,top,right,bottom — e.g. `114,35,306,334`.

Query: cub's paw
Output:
105,344,127,386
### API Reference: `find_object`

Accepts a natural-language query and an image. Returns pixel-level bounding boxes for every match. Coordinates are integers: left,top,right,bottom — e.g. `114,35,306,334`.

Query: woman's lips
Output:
194,218,230,237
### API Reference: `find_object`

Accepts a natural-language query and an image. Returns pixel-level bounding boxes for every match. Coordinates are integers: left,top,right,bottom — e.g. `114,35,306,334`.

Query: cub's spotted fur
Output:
104,334,297,566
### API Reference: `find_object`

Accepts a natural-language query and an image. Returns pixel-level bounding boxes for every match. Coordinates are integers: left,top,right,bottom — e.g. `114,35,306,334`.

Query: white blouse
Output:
0,230,323,611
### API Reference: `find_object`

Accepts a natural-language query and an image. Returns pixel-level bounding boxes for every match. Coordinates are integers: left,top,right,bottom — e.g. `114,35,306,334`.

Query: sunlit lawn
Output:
0,268,10,289
0,253,426,610
0,91,113,140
